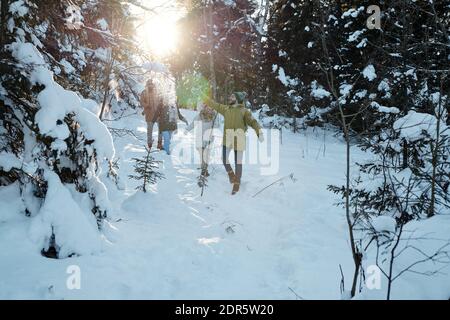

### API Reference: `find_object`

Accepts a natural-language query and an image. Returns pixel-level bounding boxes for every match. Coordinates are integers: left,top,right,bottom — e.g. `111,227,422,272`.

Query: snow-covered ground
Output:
1,110,449,299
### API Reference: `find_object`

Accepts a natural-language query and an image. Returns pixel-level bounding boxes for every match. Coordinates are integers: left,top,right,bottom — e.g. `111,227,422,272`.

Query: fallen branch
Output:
288,287,305,300
108,127,143,142
252,173,296,198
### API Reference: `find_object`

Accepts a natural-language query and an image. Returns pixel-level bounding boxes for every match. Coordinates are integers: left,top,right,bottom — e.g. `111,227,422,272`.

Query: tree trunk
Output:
0,0,9,46
341,108,361,298
428,76,444,218
314,0,361,297
207,5,217,99
99,51,115,120
402,139,408,169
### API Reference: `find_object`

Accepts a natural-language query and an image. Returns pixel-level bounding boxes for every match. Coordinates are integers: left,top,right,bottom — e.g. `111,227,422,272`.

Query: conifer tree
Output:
129,148,164,193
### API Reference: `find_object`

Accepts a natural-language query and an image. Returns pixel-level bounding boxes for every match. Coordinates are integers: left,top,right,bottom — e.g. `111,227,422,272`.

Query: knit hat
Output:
233,91,247,104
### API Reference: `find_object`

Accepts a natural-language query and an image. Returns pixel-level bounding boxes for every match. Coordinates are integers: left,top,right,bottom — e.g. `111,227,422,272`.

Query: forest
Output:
0,0,449,301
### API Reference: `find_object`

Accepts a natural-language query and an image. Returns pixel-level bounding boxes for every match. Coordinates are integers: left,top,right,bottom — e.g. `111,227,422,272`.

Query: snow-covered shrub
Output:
353,96,449,221
0,0,129,258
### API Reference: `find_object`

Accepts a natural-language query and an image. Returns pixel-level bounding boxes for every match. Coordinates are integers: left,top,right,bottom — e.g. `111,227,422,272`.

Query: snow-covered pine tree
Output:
169,0,260,104
326,0,449,297
346,0,449,221
264,0,315,122
0,0,143,258
129,148,163,193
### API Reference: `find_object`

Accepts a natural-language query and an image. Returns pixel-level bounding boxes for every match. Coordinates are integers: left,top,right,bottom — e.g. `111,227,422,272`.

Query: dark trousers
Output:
222,146,243,182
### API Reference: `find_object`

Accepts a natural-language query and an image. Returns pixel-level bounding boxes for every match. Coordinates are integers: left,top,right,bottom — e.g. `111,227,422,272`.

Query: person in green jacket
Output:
204,92,264,195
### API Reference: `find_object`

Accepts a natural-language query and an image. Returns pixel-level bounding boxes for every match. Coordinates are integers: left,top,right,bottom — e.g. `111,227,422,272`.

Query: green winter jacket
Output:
205,97,261,151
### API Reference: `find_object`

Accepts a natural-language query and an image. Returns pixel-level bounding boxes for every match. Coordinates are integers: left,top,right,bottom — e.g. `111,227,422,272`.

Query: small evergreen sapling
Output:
198,162,209,195
129,147,163,192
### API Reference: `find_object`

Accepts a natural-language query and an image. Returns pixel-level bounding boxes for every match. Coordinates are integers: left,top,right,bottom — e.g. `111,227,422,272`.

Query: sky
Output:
134,0,186,57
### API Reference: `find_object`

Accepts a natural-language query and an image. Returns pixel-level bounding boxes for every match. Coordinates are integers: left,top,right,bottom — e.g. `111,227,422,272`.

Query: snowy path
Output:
100,110,359,299
0,110,364,299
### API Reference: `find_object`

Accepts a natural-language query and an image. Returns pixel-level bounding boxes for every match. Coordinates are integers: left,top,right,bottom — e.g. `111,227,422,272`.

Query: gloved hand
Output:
258,132,264,143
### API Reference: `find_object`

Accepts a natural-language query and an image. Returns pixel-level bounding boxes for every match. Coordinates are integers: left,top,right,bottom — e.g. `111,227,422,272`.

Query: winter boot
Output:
227,170,235,184
231,181,240,195
157,139,163,150
201,167,210,177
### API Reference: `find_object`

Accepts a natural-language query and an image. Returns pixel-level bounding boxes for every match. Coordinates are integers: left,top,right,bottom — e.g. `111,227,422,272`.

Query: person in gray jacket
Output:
187,102,217,177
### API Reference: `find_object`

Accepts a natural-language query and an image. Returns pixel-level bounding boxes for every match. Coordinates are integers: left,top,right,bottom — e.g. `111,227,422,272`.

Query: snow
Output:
223,0,236,8
355,90,367,99
361,215,450,300
50,139,67,153
339,83,353,97
371,216,396,233
9,41,45,65
0,183,25,223
32,74,74,136
362,64,376,81
2,0,449,302
348,30,364,42
65,4,83,30
97,19,109,31
1,109,449,300
277,68,288,85
405,68,417,80
30,64,114,159
94,47,109,62
0,109,363,299
60,59,75,74
9,0,28,17
393,111,439,141
311,88,330,99
357,38,368,48
378,79,390,93
10,41,114,161
31,34,43,48
29,170,102,258
0,151,21,171
75,107,115,159
81,99,102,115
342,7,364,19
311,81,331,99
370,102,400,114
275,66,298,87
0,83,6,96
377,79,392,99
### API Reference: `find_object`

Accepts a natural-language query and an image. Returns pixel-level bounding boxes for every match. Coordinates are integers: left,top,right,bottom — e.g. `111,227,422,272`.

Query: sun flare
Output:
139,16,179,57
